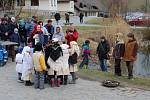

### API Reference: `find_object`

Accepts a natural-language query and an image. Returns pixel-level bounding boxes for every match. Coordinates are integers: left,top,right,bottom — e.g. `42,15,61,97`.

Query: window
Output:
17,0,25,6
31,0,39,6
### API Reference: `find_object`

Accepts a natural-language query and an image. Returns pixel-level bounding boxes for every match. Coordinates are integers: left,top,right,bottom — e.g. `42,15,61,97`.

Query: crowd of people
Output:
0,15,138,90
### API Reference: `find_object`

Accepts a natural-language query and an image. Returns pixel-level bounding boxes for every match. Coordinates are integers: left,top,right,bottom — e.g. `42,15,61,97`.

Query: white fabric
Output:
52,38,59,42
21,46,33,81
47,44,70,75
15,53,23,73
70,41,80,56
60,44,70,69
47,57,62,72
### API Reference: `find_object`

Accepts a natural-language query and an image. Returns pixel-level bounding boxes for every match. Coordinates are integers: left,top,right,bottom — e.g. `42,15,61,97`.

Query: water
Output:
134,52,150,77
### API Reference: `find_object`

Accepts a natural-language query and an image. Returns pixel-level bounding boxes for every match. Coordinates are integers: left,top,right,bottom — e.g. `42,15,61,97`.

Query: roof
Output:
57,0,71,2
74,0,106,12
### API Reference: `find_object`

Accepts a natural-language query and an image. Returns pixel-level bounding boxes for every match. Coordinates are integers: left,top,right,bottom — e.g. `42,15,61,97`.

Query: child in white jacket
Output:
15,48,23,83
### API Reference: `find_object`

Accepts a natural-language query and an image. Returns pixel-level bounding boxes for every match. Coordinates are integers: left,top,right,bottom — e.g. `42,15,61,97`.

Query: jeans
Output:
79,54,89,69
34,72,45,89
100,59,108,72
126,61,133,79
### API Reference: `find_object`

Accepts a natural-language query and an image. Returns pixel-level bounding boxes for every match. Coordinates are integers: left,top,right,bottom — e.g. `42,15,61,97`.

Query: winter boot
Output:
64,75,68,85
50,78,55,87
57,78,61,87
69,72,76,84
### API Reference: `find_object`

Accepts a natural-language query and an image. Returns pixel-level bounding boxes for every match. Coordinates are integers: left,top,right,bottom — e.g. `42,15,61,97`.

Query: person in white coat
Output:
15,48,23,83
47,38,63,87
60,43,70,85
69,41,80,84
21,46,33,86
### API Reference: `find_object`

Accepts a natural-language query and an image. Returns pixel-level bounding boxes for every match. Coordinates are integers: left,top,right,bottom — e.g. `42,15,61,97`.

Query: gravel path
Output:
0,61,150,100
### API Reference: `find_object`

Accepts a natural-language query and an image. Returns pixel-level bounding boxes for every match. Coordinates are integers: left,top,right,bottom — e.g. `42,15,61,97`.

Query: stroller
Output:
0,44,8,66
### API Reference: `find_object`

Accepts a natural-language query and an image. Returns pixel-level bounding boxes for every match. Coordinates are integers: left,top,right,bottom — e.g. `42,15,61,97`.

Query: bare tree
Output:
101,0,128,17
0,0,15,11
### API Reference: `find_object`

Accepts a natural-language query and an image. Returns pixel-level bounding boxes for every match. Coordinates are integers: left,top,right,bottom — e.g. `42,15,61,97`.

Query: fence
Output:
0,9,56,19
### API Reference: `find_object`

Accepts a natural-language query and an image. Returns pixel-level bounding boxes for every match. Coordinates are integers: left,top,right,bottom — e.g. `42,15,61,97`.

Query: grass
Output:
85,18,113,26
78,69,150,89
69,25,150,89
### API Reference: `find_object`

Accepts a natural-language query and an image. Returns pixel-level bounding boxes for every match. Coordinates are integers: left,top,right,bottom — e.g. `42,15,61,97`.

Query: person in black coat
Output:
113,33,125,76
8,17,18,38
79,13,84,24
10,28,20,45
97,36,110,72
0,18,9,41
54,13,61,25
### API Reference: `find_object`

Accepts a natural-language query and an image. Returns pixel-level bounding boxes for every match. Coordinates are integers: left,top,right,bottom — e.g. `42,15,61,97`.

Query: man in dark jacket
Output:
0,18,9,41
65,13,70,24
79,13,84,24
97,36,110,72
44,20,54,40
54,13,61,25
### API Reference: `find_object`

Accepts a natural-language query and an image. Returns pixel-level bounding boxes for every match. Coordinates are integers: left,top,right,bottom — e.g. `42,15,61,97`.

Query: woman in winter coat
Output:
28,25,44,47
21,46,33,86
65,26,78,47
47,38,63,87
69,41,80,84
113,33,125,76
124,33,138,79
97,36,110,72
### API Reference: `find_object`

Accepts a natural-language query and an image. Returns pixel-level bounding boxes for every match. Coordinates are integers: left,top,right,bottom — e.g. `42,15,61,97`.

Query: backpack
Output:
49,45,63,62
69,52,78,64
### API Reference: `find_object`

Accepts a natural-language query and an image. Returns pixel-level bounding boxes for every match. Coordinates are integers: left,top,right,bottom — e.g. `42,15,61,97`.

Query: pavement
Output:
0,61,150,100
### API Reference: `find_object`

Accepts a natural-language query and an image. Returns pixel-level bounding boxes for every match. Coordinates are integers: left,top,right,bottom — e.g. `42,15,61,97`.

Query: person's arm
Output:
61,32,65,42
132,42,138,57
65,32,69,39
105,41,110,54
72,32,78,40
120,44,125,58
39,54,47,71
96,43,100,54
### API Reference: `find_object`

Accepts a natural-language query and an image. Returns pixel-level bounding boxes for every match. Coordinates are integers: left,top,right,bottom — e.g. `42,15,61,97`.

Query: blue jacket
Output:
10,33,20,44
44,24,54,35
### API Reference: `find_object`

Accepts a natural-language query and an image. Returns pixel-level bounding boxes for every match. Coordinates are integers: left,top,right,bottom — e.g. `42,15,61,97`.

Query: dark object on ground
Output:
102,80,120,88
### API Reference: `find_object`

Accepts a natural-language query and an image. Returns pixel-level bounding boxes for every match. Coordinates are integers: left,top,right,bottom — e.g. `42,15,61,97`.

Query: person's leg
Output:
49,75,55,87
103,59,108,72
79,59,85,69
39,72,45,89
114,59,121,76
100,59,105,71
64,75,68,85
70,72,76,84
34,72,39,89
126,61,133,79
56,75,62,87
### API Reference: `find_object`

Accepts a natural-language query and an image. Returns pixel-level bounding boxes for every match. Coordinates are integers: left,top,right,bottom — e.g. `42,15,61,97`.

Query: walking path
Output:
0,61,150,100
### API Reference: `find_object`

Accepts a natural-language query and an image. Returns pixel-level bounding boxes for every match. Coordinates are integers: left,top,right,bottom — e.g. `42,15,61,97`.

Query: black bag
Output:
69,52,78,64
49,45,63,62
